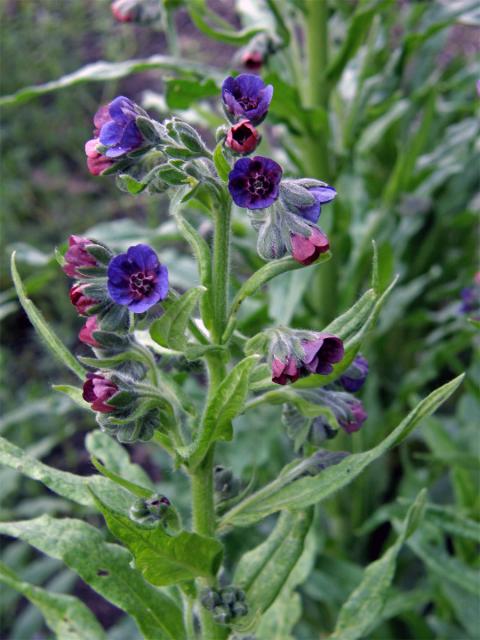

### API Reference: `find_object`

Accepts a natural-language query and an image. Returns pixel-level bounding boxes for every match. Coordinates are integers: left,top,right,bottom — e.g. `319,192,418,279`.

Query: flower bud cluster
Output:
200,586,248,625
214,465,240,501
130,494,171,525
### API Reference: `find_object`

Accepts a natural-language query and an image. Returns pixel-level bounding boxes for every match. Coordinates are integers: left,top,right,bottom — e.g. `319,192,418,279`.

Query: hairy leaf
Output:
150,286,206,350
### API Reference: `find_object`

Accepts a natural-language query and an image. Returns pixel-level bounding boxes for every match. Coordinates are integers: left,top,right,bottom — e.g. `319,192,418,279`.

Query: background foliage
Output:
1,1,479,638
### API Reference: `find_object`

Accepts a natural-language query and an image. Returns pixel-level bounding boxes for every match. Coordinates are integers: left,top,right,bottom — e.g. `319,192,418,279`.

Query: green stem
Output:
211,196,231,344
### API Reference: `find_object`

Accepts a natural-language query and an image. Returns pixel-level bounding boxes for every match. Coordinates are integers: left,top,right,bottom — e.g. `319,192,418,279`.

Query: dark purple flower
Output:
460,274,480,316
295,186,337,223
300,333,345,375
79,316,101,347
339,355,369,392
63,235,97,278
70,284,98,316
339,400,367,434
225,120,260,155
107,244,168,313
82,372,118,413
291,227,329,265
97,96,145,158
272,356,300,385
228,156,282,209
222,74,273,125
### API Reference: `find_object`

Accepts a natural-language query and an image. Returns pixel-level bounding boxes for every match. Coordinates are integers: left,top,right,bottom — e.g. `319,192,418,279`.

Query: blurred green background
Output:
1,1,479,638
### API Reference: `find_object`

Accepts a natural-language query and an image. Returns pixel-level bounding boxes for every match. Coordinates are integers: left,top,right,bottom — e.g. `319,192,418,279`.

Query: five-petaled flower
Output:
291,227,329,265
228,156,282,209
70,283,98,316
339,355,369,392
93,96,145,159
79,316,101,348
63,235,97,278
225,120,260,155
107,244,169,313
222,74,273,125
82,372,118,413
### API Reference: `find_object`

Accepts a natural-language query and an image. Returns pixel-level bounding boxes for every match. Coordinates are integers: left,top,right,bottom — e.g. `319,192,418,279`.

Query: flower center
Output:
129,271,155,299
247,172,271,197
233,124,253,144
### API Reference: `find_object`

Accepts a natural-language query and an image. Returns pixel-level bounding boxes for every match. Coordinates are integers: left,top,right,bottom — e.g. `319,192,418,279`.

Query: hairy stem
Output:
211,196,231,344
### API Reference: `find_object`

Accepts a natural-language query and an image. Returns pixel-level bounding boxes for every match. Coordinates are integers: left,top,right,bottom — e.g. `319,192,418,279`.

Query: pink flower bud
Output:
291,228,329,266
82,373,118,413
79,316,101,347
225,120,261,155
63,235,97,278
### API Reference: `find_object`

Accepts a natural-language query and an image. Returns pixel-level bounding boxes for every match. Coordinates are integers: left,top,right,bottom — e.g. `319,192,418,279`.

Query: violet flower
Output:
293,185,337,224
339,400,367,434
222,74,273,125
339,355,369,392
107,244,168,313
82,372,118,413
228,156,282,209
97,96,145,158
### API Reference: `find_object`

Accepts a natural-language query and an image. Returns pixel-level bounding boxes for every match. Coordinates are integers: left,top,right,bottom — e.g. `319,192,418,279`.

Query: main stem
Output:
191,196,231,640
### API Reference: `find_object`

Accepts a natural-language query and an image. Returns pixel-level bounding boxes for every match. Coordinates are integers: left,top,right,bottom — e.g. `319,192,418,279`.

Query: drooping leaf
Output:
150,286,206,351
331,490,427,640
213,142,231,182
165,76,219,109
11,253,85,380
0,517,186,640
0,562,106,640
0,55,223,107
220,375,464,527
91,491,223,587
182,356,259,467
0,435,131,513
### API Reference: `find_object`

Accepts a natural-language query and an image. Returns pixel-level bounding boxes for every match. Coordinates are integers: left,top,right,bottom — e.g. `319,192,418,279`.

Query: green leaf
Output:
11,253,85,380
187,4,264,44
91,491,223,586
0,562,106,640
0,55,223,107
0,516,186,640
213,142,231,182
235,509,313,615
331,490,426,640
220,375,464,528
183,355,259,467
165,76,219,109
150,286,206,350
0,435,131,513
223,254,330,343
90,458,151,499
52,384,90,410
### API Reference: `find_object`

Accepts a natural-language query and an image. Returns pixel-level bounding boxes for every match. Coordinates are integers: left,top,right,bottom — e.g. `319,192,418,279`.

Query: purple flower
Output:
339,400,367,434
222,74,273,125
295,186,337,223
270,331,344,385
70,284,98,316
460,274,480,316
291,227,329,265
97,96,145,158
79,316,101,347
300,333,345,375
82,372,118,413
228,156,282,209
107,244,168,313
339,355,369,392
63,235,97,278
225,120,260,155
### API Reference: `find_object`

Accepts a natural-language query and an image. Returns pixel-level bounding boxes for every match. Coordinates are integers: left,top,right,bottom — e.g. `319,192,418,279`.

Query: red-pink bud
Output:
82,372,118,413
70,283,98,316
271,355,300,385
85,138,114,176
79,315,101,347
63,235,97,278
111,0,135,22
242,50,263,71
291,228,329,266
225,120,261,155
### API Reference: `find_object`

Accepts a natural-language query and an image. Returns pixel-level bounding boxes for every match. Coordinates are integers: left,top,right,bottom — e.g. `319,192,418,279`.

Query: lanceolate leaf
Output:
0,517,186,640
0,435,131,513
150,286,206,350
220,375,464,528
183,355,259,467
91,492,223,586
331,490,427,640
0,562,107,640
235,509,313,615
11,253,85,380
0,56,223,107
